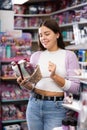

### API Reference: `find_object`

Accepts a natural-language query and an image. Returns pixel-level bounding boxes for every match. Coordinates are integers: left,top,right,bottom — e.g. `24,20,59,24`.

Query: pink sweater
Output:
30,49,80,94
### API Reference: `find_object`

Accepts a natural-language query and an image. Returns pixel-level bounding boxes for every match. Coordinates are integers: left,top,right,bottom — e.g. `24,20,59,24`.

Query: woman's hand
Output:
48,61,56,78
17,76,33,90
48,61,65,87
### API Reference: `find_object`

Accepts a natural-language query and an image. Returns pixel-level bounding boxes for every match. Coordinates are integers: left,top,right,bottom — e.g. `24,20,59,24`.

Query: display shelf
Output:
62,100,81,112
65,43,87,50
66,75,87,80
13,1,87,51
0,56,29,63
80,80,87,85
51,2,87,15
2,119,26,124
26,0,52,3
14,13,49,17
14,2,87,20
0,58,29,129
1,99,28,103
60,21,87,28
14,21,87,30
14,26,38,30
79,61,87,65
0,76,16,80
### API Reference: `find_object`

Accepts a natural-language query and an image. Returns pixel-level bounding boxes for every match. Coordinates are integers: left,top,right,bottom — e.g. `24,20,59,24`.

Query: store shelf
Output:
65,43,87,50
1,99,28,103
80,80,87,85
2,119,26,124
26,0,52,3
14,13,49,17
0,56,29,63
13,1,87,51
14,23,77,30
62,100,81,112
51,2,87,15
79,61,87,65
66,75,87,80
60,21,87,28
0,76,16,80
14,26,38,30
0,56,29,129
14,2,87,17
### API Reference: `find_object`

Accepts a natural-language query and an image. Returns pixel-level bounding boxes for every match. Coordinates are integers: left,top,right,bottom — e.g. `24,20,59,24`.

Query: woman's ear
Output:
57,33,60,39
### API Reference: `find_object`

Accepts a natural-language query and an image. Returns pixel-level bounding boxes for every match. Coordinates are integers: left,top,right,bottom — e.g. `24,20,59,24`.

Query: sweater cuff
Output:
62,79,71,91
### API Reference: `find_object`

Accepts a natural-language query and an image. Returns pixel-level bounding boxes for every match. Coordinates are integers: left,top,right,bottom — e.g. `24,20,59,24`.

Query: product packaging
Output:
11,59,42,84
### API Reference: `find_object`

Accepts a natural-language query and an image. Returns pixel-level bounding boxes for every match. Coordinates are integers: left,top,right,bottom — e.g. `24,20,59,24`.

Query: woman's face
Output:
38,25,59,51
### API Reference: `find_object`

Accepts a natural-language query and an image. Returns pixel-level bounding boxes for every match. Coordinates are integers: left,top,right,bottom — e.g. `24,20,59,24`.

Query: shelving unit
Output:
0,26,32,129
65,43,87,50
0,56,36,129
62,100,81,112
13,1,87,51
0,59,30,129
58,3,87,128
51,2,87,15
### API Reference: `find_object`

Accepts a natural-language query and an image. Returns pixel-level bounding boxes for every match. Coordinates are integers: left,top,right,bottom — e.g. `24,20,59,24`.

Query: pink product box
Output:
11,59,42,85
2,104,27,121
14,17,25,27
2,105,17,121
13,5,26,14
1,84,29,100
1,64,14,77
28,17,40,27
11,59,34,80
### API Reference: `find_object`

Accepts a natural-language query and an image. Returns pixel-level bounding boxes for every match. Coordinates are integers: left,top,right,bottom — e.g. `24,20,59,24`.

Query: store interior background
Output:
0,0,87,130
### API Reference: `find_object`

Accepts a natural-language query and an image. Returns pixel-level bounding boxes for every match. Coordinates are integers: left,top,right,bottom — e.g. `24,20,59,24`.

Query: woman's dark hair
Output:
38,18,65,51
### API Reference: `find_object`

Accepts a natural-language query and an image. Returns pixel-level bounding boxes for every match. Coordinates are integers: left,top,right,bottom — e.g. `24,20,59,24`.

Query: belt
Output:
33,93,64,101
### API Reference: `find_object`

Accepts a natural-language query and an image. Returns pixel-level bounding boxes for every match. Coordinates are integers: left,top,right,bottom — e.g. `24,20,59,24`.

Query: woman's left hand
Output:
48,61,56,77
48,61,65,87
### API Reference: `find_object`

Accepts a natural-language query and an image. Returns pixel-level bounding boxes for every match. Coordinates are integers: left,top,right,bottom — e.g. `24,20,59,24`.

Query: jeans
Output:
26,95,67,130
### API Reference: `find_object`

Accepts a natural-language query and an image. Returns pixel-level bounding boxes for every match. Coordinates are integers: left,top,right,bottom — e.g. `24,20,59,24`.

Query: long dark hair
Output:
38,18,65,51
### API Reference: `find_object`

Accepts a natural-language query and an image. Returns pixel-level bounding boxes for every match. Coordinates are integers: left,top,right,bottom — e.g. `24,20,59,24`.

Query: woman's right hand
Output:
17,76,33,90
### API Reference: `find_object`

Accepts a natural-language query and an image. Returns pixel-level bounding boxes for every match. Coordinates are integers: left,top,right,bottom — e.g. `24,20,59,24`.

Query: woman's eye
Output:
39,33,50,38
45,33,50,36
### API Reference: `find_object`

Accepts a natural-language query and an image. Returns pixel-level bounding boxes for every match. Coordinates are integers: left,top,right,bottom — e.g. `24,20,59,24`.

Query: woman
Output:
17,18,80,130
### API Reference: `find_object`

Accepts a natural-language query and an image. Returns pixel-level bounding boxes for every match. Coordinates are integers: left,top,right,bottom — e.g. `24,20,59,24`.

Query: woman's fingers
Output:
17,76,32,90
48,61,56,74
17,76,22,83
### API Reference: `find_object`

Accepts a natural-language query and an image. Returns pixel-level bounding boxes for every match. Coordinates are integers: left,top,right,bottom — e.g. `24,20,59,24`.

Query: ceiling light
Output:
12,0,29,5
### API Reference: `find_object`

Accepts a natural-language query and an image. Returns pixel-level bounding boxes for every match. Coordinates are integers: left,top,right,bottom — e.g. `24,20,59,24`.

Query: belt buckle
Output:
59,97,63,100
48,96,51,100
54,96,56,101
42,95,44,100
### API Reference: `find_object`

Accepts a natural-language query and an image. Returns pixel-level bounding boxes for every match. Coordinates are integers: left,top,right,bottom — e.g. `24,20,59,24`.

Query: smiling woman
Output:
16,18,80,130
